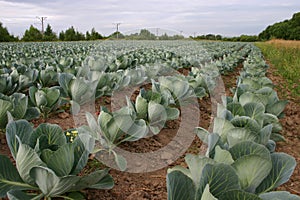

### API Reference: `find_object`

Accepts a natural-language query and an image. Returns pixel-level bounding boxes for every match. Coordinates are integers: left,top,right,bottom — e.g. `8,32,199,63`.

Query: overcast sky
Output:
0,0,299,37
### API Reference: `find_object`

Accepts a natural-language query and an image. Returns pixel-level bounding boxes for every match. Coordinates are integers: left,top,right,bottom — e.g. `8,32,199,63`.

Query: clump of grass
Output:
255,40,300,101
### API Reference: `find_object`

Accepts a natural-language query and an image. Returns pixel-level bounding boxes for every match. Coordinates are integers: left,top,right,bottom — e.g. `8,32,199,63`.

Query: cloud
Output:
0,0,299,37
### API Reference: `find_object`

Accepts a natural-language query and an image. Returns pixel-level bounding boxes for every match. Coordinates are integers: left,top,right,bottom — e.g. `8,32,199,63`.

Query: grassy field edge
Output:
255,39,300,102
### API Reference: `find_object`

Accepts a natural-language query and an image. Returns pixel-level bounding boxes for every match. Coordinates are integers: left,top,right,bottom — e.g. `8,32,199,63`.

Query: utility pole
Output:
113,23,121,39
156,28,159,40
180,30,184,38
36,16,47,35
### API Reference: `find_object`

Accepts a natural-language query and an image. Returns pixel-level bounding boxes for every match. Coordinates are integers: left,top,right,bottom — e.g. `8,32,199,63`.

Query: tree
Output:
109,31,125,39
75,31,85,41
59,31,65,41
61,26,85,41
206,34,216,40
43,24,57,41
216,35,222,40
86,31,91,40
289,26,300,40
138,29,156,40
159,33,169,40
90,28,103,40
22,25,43,41
64,26,76,41
239,35,259,42
259,12,300,40
0,22,17,42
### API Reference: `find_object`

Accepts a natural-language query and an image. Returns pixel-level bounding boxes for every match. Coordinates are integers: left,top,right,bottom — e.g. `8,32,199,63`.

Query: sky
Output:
0,0,299,37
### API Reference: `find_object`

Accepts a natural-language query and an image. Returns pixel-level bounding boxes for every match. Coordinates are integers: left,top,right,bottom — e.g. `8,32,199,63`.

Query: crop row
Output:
0,41,298,199
167,45,299,200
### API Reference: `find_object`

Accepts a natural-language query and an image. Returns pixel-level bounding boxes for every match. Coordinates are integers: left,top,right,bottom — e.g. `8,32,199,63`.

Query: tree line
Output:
0,11,299,42
0,25,185,42
0,23,259,42
192,34,259,42
0,22,19,42
191,12,300,41
0,23,104,42
22,24,104,42
259,12,300,40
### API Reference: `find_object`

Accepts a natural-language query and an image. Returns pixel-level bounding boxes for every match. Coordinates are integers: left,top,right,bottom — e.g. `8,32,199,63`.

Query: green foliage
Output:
0,70,19,95
0,22,17,42
58,72,98,109
166,40,299,200
153,76,198,106
126,88,180,134
259,191,300,200
0,68,38,95
43,24,57,41
81,107,148,170
64,26,77,41
0,93,39,129
29,86,61,119
195,34,222,40
86,28,103,40
22,25,43,42
126,29,156,40
108,31,125,39
124,29,184,40
259,12,300,40
255,42,300,100
158,33,184,40
167,142,297,200
222,35,260,42
1,119,114,199
59,31,65,41
60,26,86,41
195,34,260,42
0,35,299,199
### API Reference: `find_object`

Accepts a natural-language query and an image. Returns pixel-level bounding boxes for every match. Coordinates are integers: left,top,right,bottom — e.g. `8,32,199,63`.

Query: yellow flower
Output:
71,130,78,136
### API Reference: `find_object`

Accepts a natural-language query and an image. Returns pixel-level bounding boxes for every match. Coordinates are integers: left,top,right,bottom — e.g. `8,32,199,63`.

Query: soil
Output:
266,64,300,195
0,63,299,199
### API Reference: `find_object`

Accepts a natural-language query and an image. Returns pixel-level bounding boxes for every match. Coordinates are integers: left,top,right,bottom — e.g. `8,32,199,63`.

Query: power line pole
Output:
113,23,121,39
36,16,47,35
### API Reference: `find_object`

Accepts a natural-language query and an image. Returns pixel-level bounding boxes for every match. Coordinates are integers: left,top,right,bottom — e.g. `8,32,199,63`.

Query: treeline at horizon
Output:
0,12,299,42
0,23,263,42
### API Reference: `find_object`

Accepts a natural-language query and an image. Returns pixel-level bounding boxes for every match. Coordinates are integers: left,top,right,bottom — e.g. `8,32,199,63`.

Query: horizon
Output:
0,0,299,38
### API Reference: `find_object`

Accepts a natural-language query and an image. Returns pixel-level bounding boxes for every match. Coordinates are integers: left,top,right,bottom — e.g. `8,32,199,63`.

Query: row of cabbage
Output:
166,45,299,199
0,41,255,199
0,41,243,73
0,41,249,129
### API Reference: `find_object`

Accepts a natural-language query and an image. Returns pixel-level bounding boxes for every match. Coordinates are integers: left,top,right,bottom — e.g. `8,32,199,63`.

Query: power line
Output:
36,16,47,34
113,22,121,39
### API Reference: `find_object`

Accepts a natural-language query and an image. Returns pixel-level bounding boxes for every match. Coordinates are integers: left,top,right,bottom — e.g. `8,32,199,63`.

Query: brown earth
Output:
266,63,300,195
0,63,299,199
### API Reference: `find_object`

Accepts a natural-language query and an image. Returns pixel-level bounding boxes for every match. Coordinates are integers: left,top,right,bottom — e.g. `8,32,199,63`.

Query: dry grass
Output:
266,39,300,49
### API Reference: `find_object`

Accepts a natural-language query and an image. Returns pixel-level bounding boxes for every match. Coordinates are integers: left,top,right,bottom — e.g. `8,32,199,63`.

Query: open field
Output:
0,40,299,200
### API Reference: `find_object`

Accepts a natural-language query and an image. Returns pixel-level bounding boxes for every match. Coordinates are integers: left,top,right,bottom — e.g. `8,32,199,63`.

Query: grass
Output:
255,39,300,101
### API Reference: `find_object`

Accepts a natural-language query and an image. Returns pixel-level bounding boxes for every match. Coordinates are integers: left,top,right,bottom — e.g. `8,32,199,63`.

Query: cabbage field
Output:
0,40,299,200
